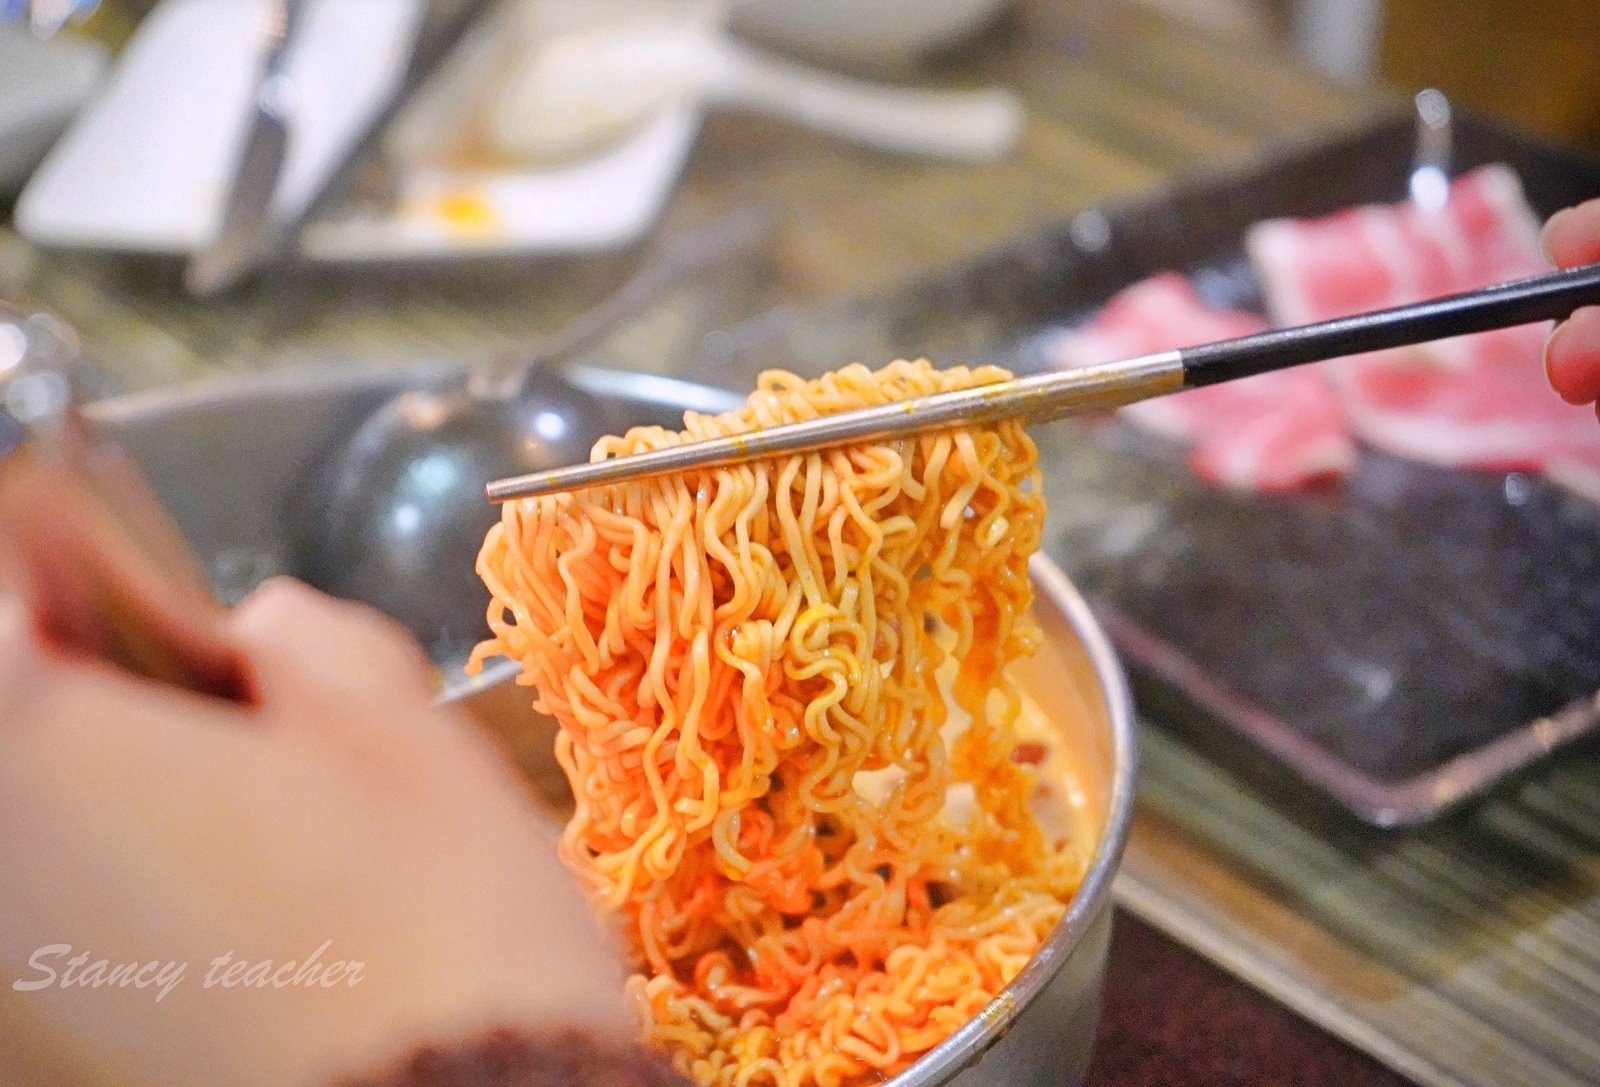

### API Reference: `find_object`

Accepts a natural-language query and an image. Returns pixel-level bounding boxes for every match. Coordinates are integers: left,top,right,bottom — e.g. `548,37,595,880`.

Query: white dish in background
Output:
0,26,107,196
299,104,701,261
308,0,1021,264
16,0,703,264
728,0,1010,68
16,0,426,254
296,0,708,263
313,0,1017,263
16,0,1017,267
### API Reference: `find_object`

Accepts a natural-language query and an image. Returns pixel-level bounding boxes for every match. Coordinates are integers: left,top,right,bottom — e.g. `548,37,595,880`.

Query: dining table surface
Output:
1,3,1426,1083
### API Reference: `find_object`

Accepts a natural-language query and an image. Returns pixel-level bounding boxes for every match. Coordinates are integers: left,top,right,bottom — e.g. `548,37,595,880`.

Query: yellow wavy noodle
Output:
471,360,1087,1087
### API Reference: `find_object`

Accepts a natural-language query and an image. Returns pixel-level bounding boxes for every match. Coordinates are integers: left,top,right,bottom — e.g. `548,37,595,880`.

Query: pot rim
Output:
887,552,1137,1086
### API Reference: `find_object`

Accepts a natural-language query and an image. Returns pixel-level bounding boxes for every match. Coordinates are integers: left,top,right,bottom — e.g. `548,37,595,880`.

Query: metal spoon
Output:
293,207,769,663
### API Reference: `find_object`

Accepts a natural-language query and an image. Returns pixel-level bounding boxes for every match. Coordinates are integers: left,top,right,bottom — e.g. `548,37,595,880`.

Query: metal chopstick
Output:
486,261,1600,503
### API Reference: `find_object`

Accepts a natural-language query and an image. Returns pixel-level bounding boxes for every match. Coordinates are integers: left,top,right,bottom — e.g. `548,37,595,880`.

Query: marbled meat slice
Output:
1246,164,1600,492
1048,273,1357,491
1331,323,1600,472
1246,163,1549,325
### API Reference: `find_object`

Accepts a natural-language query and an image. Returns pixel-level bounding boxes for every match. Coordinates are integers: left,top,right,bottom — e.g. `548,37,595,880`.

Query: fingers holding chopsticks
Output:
1543,198,1600,419
1544,197,1600,268
1545,306,1600,410
229,577,440,722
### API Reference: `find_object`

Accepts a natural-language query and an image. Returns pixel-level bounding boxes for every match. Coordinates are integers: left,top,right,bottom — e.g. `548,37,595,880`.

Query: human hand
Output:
1543,197,1600,417
0,577,629,1087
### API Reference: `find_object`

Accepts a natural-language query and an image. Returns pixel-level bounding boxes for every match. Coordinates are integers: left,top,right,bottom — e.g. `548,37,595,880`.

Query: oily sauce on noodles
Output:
471,360,1092,1087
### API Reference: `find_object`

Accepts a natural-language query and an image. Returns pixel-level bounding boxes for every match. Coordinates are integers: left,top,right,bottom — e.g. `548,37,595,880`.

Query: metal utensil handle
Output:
183,0,310,297
514,205,773,392
1180,261,1600,386
485,262,1600,503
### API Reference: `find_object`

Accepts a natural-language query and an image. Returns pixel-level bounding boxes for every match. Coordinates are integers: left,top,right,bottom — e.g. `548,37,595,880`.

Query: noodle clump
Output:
471,360,1087,1087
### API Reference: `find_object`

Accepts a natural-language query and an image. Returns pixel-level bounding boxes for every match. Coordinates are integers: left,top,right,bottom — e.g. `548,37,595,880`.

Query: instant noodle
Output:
471,360,1088,1087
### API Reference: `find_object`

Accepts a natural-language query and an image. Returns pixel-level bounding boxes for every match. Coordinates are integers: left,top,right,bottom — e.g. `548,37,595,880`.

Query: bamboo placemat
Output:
1119,726,1600,1087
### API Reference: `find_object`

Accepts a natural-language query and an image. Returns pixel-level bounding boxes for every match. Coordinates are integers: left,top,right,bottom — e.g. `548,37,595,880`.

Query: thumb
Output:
228,578,439,714
1543,198,1600,269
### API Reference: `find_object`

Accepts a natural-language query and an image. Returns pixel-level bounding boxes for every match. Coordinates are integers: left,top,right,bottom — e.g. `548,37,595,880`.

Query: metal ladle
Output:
294,207,768,663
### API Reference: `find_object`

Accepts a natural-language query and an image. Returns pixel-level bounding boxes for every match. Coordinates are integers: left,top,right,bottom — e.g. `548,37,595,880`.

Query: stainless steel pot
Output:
90,365,1136,1087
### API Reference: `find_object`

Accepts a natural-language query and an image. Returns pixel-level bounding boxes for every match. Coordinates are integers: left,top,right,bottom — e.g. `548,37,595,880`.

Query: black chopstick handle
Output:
1179,262,1600,388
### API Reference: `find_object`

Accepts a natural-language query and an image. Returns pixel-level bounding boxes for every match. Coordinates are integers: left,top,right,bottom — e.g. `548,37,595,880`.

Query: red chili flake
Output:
1011,741,1048,765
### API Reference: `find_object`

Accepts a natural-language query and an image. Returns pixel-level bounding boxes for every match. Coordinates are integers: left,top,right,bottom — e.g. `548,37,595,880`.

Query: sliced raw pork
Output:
1332,323,1600,473
1048,273,1357,491
1247,163,1550,325
1247,164,1600,492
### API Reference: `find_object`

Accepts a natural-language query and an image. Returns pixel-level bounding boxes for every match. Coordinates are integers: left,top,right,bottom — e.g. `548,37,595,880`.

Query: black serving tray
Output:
698,106,1600,826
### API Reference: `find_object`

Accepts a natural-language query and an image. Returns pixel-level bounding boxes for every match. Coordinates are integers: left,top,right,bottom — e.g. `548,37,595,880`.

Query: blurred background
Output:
4,4,1600,1087
1,0,1595,394
3,0,1596,376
